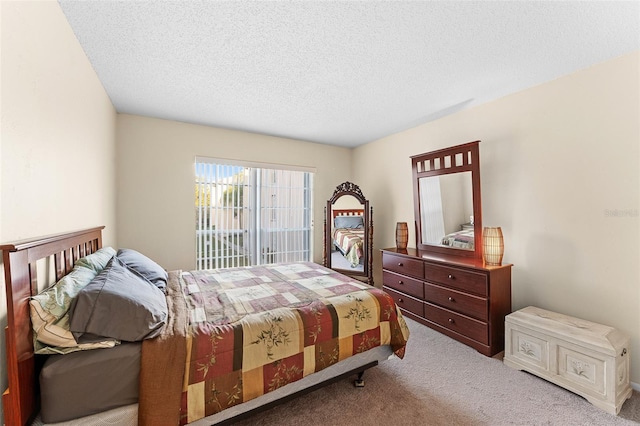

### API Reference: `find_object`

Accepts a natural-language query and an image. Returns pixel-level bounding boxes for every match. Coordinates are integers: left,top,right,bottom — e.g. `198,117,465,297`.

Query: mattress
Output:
33,345,393,426
39,342,141,423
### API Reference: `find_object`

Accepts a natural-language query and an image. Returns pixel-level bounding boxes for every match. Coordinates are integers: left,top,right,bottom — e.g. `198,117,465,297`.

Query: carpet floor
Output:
233,317,639,425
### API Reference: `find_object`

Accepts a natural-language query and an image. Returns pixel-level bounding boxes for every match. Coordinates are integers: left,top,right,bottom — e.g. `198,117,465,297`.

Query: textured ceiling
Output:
58,1,639,148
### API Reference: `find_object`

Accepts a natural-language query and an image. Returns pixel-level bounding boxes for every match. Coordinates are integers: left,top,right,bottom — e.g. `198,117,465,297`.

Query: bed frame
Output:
331,208,364,220
1,227,104,426
2,226,383,426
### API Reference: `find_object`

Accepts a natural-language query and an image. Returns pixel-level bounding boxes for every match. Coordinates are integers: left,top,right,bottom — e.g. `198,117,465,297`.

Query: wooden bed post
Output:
3,248,37,426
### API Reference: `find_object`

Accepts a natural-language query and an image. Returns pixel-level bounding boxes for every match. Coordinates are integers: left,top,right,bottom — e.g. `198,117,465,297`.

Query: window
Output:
195,158,314,270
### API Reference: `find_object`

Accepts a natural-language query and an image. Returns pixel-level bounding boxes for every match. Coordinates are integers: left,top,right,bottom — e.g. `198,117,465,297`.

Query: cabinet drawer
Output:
424,283,487,321
425,263,487,296
382,253,424,279
384,287,424,318
383,270,424,299
424,302,488,345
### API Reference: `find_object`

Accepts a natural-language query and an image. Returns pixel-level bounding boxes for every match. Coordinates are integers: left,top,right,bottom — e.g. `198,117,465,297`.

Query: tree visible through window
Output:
195,158,314,270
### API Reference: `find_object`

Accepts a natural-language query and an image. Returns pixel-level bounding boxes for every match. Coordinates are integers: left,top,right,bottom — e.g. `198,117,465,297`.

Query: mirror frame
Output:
411,141,482,259
323,181,373,285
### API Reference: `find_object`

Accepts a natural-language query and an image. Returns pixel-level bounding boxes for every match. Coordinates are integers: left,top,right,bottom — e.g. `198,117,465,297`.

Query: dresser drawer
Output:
383,270,424,299
382,253,424,279
425,263,487,296
424,302,488,345
384,287,424,317
424,282,487,321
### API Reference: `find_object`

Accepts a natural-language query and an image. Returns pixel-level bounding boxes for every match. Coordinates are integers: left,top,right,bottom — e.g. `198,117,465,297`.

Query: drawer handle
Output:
397,298,404,303
398,262,403,267
448,274,454,280
448,318,455,324
448,296,455,302
621,348,627,357
398,280,404,285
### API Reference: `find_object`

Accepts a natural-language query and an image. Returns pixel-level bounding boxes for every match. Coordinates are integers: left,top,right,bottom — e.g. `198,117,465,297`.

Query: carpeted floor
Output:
330,250,364,272
234,317,639,425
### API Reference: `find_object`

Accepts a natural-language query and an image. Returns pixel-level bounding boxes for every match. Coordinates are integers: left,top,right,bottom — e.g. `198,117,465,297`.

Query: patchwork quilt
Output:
332,228,365,267
139,262,409,426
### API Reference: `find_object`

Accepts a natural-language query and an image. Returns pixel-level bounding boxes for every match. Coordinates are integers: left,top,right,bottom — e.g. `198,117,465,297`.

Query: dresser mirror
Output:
418,172,473,248
412,141,482,259
324,181,373,285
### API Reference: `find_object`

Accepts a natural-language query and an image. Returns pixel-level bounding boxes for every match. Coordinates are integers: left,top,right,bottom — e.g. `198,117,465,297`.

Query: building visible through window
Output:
195,158,314,269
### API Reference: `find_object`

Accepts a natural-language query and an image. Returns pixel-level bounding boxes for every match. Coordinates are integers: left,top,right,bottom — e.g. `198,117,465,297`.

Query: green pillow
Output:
30,248,119,354
74,246,116,273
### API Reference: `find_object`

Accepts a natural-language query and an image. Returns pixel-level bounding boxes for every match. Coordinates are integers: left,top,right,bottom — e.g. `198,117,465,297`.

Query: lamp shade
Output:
482,227,504,266
396,222,408,250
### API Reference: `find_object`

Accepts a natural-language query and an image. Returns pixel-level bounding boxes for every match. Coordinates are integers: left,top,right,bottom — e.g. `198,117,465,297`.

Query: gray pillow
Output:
116,248,167,292
334,215,364,229
69,257,168,342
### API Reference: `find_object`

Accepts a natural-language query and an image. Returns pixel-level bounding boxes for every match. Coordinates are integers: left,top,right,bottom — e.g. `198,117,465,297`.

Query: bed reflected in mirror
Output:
324,181,373,285
330,206,365,272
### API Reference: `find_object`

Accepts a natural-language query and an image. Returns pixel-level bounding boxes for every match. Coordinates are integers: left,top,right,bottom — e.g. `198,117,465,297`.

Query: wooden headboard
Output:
331,209,364,220
1,226,104,426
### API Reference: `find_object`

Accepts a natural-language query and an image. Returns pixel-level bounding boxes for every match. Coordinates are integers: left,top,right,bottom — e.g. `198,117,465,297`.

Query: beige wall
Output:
0,1,117,419
116,114,352,271
353,51,640,385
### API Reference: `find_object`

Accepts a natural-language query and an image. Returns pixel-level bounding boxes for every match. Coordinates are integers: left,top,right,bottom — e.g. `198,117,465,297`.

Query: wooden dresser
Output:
382,247,512,356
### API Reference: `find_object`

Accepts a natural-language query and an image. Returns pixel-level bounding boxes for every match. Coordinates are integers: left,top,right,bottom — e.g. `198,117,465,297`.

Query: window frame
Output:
195,157,315,269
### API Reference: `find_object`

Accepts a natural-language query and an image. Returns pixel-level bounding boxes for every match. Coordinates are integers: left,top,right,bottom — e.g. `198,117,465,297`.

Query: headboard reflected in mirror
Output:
411,141,482,259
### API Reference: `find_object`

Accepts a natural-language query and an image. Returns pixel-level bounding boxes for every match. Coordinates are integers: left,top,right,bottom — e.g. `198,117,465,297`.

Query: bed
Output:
331,209,365,267
440,228,475,250
1,227,409,426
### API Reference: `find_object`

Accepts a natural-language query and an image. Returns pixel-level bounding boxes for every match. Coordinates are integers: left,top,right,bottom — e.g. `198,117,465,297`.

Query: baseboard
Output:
632,382,639,392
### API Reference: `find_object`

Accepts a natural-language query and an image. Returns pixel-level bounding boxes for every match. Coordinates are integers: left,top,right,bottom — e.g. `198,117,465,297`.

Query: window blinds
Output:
195,158,314,270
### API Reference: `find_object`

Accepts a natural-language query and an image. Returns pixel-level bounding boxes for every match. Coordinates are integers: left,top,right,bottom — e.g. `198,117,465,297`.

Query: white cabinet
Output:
504,306,632,415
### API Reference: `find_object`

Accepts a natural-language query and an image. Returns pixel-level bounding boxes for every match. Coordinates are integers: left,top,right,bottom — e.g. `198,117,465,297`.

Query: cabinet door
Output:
506,325,551,373
558,345,605,395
